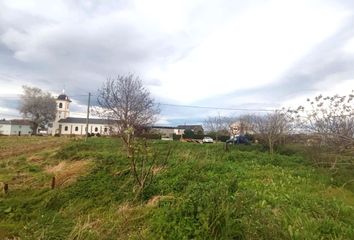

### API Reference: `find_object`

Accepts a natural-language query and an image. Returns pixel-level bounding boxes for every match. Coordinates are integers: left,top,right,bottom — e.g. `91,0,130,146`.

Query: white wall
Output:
174,129,184,135
0,124,11,135
55,100,70,122
58,123,111,136
10,125,32,136
0,124,32,136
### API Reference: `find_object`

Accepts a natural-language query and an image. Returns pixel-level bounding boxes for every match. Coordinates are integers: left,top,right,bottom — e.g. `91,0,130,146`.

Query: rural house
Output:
177,125,204,135
0,119,32,136
150,126,185,139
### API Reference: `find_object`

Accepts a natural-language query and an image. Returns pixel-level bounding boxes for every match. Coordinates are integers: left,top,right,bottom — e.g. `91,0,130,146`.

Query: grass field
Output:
0,136,353,239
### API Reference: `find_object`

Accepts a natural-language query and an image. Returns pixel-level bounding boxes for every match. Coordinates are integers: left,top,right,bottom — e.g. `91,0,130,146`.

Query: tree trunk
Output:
268,136,274,157
31,122,38,135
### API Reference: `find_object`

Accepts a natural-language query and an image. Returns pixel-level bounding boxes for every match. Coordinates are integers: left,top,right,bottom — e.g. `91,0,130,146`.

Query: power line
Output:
157,103,275,112
0,95,277,112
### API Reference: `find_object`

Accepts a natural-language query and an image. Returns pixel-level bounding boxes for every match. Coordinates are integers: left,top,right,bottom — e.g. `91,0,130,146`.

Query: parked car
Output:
202,137,214,144
226,135,250,145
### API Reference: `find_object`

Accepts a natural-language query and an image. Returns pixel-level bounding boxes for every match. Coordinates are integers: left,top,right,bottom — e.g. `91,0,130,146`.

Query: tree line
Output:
203,91,354,166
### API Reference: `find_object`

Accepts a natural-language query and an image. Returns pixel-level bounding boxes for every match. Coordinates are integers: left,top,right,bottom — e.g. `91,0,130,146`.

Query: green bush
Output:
173,134,181,140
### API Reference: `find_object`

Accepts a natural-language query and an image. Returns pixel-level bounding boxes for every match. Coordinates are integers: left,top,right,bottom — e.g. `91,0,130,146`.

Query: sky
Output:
0,0,354,125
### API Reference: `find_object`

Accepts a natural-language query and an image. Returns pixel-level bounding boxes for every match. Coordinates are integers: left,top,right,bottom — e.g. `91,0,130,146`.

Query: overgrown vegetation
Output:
290,91,354,168
0,137,353,239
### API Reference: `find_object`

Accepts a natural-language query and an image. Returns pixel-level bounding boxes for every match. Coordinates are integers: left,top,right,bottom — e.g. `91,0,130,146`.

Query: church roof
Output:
58,117,115,125
57,94,71,102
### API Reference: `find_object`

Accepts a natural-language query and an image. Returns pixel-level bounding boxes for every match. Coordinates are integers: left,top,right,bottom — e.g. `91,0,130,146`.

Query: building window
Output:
104,127,107,133
59,103,63,108
64,126,68,131
95,127,98,132
75,126,79,131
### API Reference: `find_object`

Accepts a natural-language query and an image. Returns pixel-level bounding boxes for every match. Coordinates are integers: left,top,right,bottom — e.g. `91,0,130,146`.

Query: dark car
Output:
226,135,250,145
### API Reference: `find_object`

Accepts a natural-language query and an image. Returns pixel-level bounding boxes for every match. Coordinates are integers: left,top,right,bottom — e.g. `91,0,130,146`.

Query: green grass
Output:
0,137,353,239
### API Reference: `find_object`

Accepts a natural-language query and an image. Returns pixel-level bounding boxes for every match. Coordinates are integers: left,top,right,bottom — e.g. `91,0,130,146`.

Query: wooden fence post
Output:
224,142,229,151
51,176,56,189
4,183,8,194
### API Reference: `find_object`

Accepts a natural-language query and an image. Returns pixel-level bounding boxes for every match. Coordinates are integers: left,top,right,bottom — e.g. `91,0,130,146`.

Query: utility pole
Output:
85,92,91,141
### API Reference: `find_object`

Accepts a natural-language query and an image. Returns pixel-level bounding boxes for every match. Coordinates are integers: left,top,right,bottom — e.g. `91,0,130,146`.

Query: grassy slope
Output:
0,137,353,239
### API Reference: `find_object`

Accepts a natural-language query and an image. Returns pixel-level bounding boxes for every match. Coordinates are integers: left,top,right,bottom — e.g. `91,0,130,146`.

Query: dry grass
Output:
117,202,135,214
151,166,166,175
0,136,69,160
146,195,174,206
67,215,101,240
45,160,92,187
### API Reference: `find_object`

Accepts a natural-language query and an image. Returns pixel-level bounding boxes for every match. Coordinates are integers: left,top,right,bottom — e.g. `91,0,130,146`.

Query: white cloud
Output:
0,0,353,123
149,0,349,103
155,115,171,125
343,37,354,54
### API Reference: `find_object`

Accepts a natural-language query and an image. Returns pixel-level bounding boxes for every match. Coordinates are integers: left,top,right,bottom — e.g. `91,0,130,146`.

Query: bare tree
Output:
19,86,56,134
97,74,159,148
203,115,231,141
249,111,293,155
290,91,354,167
97,74,160,197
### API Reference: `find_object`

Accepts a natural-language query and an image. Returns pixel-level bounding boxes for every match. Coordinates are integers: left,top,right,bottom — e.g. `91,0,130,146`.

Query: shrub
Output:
173,134,181,141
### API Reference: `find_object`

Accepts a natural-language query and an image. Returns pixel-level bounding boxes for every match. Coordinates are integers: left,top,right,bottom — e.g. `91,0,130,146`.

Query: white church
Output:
49,93,113,136
48,92,186,138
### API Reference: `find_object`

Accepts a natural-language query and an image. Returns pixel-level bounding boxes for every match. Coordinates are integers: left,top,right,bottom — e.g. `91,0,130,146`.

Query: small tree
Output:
130,139,171,197
204,115,233,141
249,111,292,155
97,74,159,148
97,74,160,197
19,86,56,134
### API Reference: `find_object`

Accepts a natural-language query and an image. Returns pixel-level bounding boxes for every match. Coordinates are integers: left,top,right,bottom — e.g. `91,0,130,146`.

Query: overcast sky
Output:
0,0,353,125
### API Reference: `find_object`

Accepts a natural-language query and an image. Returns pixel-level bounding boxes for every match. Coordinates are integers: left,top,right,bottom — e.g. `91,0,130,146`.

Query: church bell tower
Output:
55,91,71,122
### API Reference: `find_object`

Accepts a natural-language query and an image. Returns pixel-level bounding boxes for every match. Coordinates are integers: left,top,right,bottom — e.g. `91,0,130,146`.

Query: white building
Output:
150,126,185,138
0,119,32,136
50,93,114,136
49,92,185,137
